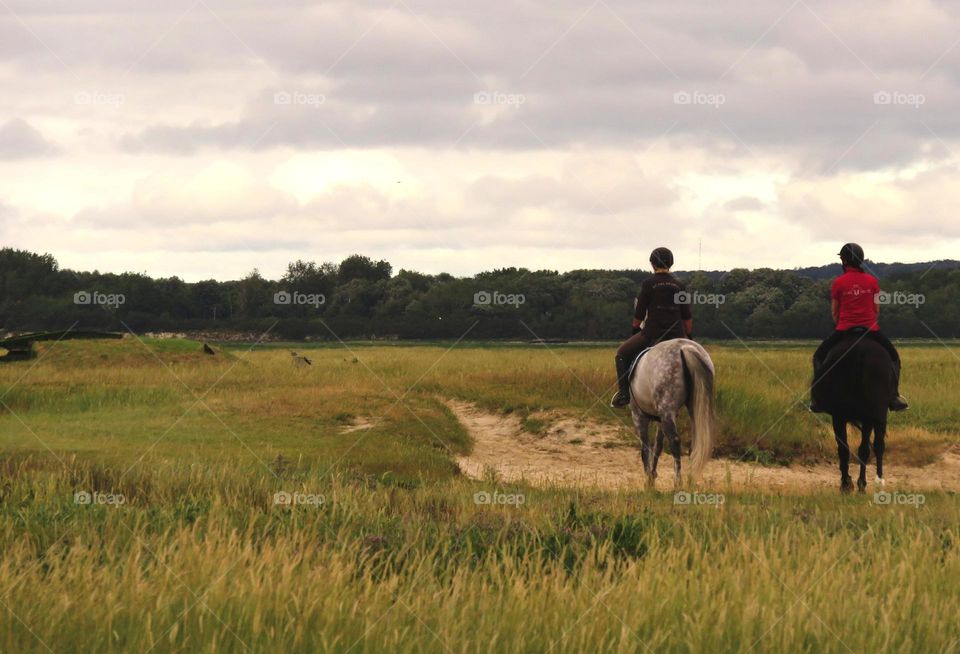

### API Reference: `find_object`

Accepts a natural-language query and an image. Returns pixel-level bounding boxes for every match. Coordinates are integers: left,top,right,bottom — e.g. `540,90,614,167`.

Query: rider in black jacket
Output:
610,247,693,408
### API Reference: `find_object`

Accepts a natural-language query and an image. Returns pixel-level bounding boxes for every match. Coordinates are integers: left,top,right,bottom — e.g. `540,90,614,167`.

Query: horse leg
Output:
857,423,872,493
660,415,682,487
631,410,654,487
873,421,886,485
652,425,666,480
833,415,853,492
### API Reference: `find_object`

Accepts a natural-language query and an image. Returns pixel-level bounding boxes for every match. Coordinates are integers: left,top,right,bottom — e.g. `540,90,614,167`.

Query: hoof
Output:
857,479,867,493
876,477,885,486
841,478,854,493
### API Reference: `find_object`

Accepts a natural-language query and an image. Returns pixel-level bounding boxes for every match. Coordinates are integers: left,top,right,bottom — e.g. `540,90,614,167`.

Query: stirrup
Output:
890,396,909,412
610,391,630,408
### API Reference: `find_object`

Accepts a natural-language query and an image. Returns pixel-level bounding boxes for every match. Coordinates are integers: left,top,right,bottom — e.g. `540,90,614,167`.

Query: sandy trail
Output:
447,400,960,492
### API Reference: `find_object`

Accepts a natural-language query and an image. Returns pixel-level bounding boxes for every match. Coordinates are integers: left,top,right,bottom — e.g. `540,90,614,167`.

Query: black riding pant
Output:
617,329,684,363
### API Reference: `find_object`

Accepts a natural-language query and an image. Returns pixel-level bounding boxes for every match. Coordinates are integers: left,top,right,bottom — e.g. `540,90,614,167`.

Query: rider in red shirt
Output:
810,243,908,412
832,268,880,332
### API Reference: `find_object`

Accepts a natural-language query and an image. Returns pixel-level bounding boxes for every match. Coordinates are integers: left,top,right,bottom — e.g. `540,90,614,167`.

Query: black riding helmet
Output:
650,247,674,269
838,243,865,268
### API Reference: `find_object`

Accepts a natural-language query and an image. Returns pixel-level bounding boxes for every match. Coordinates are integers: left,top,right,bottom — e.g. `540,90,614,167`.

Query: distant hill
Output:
576,260,960,285
672,260,960,281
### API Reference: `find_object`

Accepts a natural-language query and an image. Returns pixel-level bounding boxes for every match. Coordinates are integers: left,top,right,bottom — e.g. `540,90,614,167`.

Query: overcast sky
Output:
1,0,958,281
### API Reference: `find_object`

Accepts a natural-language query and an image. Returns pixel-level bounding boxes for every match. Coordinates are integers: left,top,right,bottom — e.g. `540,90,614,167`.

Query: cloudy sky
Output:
1,0,958,281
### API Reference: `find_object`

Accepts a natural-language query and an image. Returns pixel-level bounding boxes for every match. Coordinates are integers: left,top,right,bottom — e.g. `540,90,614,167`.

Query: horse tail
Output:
681,343,716,475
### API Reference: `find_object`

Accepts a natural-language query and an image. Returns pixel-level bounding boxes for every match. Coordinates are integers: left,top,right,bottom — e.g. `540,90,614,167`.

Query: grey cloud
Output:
0,118,57,159
780,162,960,239
3,0,956,171
5,0,960,280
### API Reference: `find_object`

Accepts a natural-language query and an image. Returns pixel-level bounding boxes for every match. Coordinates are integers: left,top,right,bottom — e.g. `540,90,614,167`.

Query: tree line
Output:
2,248,958,340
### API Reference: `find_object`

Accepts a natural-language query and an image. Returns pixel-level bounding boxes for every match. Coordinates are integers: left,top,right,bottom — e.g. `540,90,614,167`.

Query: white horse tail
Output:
681,343,716,475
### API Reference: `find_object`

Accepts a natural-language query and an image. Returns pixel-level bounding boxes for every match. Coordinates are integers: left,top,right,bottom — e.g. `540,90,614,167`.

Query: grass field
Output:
1,337,958,652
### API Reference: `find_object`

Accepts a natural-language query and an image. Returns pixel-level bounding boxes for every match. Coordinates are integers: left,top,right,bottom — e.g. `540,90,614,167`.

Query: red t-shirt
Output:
831,267,880,331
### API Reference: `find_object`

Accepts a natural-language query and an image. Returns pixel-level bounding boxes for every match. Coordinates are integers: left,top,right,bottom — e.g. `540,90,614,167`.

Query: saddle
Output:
626,347,653,380
824,327,877,366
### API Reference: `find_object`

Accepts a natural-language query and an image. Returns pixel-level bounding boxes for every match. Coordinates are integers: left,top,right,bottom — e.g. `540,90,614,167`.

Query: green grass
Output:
4,337,958,473
1,338,959,652
1,338,469,481
520,415,547,436
0,455,958,653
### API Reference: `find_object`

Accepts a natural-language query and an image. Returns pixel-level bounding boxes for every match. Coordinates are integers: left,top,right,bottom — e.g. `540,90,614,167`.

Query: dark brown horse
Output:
811,330,894,492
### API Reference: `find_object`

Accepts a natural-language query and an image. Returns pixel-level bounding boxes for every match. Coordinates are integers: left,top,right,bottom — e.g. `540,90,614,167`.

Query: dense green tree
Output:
338,255,391,284
2,247,958,340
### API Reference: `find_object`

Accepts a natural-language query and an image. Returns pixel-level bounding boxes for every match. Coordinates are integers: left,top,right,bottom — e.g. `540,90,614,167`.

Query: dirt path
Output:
447,400,960,492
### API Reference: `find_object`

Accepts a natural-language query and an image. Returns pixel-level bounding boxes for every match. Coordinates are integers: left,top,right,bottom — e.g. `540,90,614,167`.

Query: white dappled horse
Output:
628,339,716,486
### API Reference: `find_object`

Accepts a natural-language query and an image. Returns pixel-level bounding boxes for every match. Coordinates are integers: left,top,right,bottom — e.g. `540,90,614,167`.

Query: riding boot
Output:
809,357,827,413
610,356,631,408
890,360,909,411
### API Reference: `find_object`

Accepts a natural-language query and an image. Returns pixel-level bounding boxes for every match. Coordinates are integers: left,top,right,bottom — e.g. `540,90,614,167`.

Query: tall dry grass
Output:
0,454,958,653
0,338,958,652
